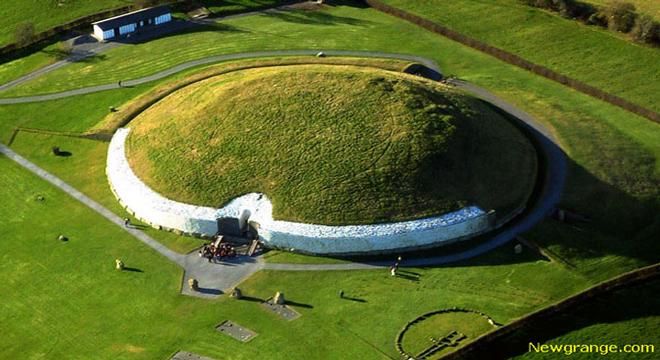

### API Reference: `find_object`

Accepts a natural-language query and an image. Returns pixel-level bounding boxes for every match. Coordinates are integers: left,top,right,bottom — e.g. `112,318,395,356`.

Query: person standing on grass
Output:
124,218,130,227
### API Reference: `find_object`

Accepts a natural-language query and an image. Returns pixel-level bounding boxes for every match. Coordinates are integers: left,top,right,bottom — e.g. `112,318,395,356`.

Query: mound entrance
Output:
126,64,536,225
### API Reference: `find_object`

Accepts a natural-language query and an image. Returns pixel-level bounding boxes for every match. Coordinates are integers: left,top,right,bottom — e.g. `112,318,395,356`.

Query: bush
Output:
603,1,637,32
587,11,608,26
14,22,35,47
631,15,659,44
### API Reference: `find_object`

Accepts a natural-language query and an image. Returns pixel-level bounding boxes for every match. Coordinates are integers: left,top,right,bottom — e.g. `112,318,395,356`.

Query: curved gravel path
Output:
0,50,565,283
0,50,439,104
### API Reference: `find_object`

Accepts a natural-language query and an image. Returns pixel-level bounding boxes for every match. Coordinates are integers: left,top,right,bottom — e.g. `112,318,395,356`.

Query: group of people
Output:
199,236,237,263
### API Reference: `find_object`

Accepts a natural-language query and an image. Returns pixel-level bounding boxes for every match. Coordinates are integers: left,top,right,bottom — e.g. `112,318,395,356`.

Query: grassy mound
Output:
127,65,536,224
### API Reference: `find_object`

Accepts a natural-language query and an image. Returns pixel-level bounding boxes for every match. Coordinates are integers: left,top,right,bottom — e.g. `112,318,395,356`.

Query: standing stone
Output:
231,288,242,299
514,244,523,254
188,278,199,290
274,291,285,305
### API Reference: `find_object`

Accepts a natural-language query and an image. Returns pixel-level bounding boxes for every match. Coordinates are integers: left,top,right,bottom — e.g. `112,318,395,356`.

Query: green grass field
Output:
0,0,131,46
380,0,660,113
202,0,285,15
0,43,63,86
127,65,536,224
0,2,658,357
402,311,496,358
514,281,660,359
0,155,591,358
0,4,655,273
0,3,655,272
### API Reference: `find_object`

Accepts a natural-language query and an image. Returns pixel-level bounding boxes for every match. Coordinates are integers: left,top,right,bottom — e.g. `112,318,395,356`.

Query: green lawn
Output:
402,311,496,358
127,65,536,224
0,43,62,86
0,3,658,357
1,3,657,277
514,280,660,359
0,155,590,358
379,0,660,113
201,0,286,15
0,0,132,46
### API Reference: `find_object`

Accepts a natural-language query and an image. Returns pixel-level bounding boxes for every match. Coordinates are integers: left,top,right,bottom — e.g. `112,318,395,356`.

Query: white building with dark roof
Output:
92,6,172,41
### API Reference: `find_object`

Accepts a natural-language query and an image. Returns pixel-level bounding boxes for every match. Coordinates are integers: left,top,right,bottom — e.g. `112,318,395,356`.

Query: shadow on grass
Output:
111,19,247,46
296,97,659,272
54,150,72,157
239,295,265,303
123,267,143,273
396,272,419,282
197,287,222,295
466,280,660,359
342,296,367,303
286,300,313,309
259,8,372,26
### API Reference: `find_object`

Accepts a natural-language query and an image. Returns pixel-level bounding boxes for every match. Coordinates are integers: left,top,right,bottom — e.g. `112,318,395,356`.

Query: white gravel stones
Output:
107,128,493,254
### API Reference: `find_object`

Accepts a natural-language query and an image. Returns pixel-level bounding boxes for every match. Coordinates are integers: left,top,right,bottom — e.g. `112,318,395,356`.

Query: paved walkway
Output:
0,50,439,104
0,50,566,288
0,143,263,298
0,35,121,93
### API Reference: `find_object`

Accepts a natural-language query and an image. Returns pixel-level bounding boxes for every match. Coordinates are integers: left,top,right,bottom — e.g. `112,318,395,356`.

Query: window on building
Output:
103,29,115,39
119,23,136,35
154,13,172,25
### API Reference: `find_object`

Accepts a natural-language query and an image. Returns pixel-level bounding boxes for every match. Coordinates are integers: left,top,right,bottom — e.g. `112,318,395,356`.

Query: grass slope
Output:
513,280,660,359
0,159,590,357
127,66,536,224
379,0,660,113
202,0,287,14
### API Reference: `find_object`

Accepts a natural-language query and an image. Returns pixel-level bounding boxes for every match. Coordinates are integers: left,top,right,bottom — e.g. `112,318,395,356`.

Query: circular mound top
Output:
127,65,536,225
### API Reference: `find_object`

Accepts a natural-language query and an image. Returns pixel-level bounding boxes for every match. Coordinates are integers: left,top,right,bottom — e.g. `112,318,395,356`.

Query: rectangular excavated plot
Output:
262,299,301,321
216,320,257,342
171,351,216,360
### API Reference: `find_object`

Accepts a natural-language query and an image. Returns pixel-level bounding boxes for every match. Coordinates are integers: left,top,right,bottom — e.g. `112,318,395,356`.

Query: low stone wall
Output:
107,128,494,254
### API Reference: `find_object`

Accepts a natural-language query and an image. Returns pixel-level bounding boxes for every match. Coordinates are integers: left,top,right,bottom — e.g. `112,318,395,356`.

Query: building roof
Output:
92,6,170,30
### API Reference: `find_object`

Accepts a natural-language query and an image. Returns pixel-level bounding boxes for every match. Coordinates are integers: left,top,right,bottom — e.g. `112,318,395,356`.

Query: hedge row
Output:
522,0,660,45
364,0,660,124
440,262,660,359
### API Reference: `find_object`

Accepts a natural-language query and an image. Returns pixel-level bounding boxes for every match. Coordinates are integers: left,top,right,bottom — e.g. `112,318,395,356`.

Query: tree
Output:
14,22,35,47
603,1,637,33
631,14,659,44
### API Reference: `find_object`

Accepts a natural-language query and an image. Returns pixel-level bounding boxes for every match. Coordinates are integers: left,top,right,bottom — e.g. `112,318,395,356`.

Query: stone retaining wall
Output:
107,128,494,254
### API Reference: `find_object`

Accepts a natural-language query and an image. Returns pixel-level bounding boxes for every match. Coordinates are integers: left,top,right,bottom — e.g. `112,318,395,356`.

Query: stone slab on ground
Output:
262,299,301,321
216,320,258,342
171,351,215,360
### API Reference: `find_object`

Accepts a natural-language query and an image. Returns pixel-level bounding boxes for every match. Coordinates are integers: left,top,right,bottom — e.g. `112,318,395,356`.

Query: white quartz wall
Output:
107,128,494,254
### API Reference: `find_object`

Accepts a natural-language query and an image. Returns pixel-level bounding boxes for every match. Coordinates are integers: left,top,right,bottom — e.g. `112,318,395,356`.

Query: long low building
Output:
92,6,172,41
